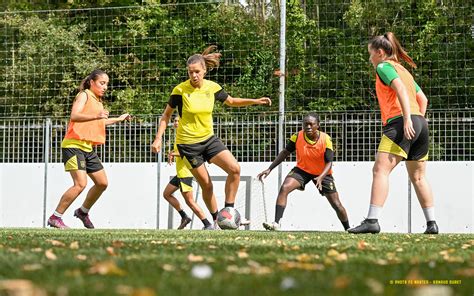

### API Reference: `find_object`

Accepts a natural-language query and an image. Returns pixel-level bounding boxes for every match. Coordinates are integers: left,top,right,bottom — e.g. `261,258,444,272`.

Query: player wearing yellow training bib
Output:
152,45,271,228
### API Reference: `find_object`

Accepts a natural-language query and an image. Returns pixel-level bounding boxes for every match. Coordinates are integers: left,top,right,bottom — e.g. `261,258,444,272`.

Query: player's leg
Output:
263,174,301,231
164,177,191,229
190,164,218,222
406,160,438,234
348,152,402,234
208,149,240,207
48,169,87,229
180,183,212,230
72,168,108,229
324,192,350,230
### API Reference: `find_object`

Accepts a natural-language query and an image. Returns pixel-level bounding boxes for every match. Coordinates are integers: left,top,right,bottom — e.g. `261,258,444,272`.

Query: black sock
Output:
178,210,187,219
341,220,350,230
275,204,286,223
225,202,234,208
366,218,378,223
211,211,218,221
202,219,211,227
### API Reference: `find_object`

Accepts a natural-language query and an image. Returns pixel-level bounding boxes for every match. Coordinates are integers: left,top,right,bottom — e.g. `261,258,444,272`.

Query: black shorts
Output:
287,166,337,195
378,115,429,160
62,148,103,173
177,135,228,169
169,176,193,193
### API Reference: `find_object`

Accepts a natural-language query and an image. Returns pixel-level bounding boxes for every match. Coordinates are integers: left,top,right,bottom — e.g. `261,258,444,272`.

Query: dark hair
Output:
79,69,107,92
187,45,222,71
369,32,417,68
304,112,320,123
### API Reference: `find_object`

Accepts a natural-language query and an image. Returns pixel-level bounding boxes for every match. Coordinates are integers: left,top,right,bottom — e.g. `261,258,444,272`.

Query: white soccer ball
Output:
216,207,241,230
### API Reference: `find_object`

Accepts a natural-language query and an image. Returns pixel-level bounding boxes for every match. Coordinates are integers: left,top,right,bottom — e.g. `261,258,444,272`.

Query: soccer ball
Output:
216,207,241,230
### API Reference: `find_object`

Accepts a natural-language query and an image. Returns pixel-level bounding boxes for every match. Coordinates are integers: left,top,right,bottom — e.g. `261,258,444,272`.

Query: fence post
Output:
277,0,286,189
42,118,51,228
408,178,412,233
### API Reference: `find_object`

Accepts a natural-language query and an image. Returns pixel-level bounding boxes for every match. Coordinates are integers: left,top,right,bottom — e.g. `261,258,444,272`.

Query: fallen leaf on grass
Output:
237,251,249,259
162,264,175,272
365,278,384,294
112,240,124,248
412,286,453,296
45,249,57,261
295,253,312,262
455,268,474,277
69,241,79,249
333,275,351,289
106,246,116,256
31,248,42,253
76,254,87,261
187,254,204,262
88,261,126,276
280,261,324,271
130,288,156,296
21,264,43,271
287,234,296,240
0,279,46,296
327,249,348,261
208,245,217,249
357,240,369,250
405,268,426,286
47,239,65,247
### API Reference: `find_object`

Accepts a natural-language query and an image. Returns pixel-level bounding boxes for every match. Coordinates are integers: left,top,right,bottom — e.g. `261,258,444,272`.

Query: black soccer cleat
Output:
347,219,380,234
424,220,439,234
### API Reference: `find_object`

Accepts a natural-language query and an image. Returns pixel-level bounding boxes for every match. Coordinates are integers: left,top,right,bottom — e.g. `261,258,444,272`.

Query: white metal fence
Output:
1,110,472,163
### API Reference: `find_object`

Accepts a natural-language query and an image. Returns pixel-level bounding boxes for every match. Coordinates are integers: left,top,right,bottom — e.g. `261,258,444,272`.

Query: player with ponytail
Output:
348,32,438,234
152,46,271,229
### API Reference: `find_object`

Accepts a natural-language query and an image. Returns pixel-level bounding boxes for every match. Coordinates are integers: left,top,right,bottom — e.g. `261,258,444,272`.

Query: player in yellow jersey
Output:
152,45,271,226
163,116,215,230
348,32,438,234
258,113,349,231
48,69,131,229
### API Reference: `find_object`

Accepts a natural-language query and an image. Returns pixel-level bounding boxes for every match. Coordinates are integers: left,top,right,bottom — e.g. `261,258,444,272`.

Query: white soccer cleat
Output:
240,218,251,226
262,221,280,231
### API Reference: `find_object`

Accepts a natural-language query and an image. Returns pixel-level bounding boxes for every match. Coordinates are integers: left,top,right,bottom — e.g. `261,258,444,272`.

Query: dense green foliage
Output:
0,1,472,116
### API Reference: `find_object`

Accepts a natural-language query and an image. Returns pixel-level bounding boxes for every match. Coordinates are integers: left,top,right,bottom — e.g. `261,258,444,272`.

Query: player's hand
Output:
118,113,132,122
314,176,323,191
167,151,174,165
97,109,109,119
256,97,272,106
403,117,416,140
151,138,162,154
257,169,271,181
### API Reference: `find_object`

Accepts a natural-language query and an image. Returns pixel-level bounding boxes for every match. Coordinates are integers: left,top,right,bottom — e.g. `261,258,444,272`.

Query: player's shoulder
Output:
172,80,191,94
289,131,300,142
203,79,222,92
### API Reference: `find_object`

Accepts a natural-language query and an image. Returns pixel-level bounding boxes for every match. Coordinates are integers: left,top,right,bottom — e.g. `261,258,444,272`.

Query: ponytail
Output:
79,69,107,92
187,45,222,71
369,32,417,68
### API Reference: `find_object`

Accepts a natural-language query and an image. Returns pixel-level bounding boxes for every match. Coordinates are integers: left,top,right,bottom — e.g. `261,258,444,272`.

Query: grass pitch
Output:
0,229,472,295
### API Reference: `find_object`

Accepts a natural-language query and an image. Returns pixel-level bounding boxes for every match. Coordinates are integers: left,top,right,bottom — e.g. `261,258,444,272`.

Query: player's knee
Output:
228,162,240,176
280,182,293,194
200,181,213,193
95,181,108,192
73,182,87,192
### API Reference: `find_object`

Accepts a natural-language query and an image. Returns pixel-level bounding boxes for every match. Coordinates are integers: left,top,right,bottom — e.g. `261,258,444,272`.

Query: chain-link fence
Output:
1,110,472,163
0,1,472,117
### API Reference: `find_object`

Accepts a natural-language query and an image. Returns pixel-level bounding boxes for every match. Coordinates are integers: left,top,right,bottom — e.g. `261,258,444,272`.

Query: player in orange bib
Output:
348,32,438,234
257,113,350,231
47,69,131,229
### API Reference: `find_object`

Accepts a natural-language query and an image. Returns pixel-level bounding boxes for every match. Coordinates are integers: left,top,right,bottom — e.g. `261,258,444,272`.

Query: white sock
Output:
80,206,90,213
367,204,382,219
422,207,435,222
53,211,63,218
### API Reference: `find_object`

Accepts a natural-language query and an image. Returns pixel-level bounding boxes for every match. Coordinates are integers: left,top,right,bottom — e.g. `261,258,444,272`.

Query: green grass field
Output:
0,229,472,296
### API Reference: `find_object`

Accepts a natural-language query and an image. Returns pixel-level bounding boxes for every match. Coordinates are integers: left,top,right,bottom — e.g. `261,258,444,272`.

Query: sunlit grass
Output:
0,229,472,295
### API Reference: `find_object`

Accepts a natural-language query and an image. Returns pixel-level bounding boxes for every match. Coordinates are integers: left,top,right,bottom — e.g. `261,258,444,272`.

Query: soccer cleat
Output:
240,218,251,226
177,217,192,230
347,219,380,234
424,220,439,234
262,221,280,231
74,208,95,229
47,215,69,229
202,224,215,230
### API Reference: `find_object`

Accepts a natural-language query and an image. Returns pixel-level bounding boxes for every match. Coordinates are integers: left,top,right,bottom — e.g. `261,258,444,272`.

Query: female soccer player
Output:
151,45,271,224
164,116,215,230
257,113,350,231
47,69,131,229
348,32,438,234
